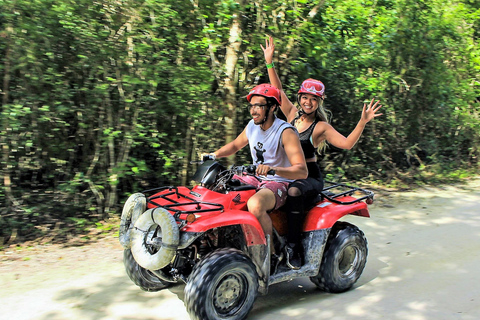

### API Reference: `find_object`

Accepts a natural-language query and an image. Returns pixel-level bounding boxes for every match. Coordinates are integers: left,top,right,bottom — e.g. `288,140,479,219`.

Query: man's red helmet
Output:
298,79,325,98
246,84,281,105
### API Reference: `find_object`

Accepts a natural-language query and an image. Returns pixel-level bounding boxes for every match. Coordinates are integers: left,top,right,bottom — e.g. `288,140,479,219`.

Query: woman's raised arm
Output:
261,36,297,122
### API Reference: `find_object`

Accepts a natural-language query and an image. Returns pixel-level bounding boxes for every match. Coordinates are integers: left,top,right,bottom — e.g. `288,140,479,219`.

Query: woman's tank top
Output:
291,116,317,159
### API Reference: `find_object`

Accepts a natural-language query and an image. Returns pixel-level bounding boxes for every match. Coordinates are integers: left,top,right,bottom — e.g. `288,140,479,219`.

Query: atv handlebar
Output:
200,155,275,176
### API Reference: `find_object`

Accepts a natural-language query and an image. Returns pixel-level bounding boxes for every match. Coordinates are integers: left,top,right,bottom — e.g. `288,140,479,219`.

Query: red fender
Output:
181,209,266,246
189,186,256,211
304,197,370,232
147,185,265,246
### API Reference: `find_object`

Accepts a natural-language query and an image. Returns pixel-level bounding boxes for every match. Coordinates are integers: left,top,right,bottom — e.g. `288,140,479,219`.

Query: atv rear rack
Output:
143,186,224,217
321,181,374,205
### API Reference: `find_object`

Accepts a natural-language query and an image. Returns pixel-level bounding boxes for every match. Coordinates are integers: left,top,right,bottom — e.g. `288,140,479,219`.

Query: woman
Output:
261,36,382,269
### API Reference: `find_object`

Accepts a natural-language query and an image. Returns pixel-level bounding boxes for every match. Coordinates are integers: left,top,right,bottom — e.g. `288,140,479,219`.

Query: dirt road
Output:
1,177,480,320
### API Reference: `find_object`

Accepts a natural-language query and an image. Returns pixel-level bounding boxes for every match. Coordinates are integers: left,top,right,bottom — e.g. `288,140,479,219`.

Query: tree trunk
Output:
223,10,243,166
1,31,17,209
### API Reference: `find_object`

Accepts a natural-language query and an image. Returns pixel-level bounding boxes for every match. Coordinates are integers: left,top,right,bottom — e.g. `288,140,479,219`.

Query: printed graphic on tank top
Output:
246,117,296,183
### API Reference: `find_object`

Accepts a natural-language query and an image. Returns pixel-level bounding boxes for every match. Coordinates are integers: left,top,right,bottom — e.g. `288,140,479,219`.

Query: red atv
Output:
119,160,374,320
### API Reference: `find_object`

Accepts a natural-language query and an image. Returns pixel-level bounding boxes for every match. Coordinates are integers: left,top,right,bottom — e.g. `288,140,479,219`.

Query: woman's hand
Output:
260,36,275,64
361,98,383,124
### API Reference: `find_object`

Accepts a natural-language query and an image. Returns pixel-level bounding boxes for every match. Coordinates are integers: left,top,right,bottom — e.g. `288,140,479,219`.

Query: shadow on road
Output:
46,273,179,320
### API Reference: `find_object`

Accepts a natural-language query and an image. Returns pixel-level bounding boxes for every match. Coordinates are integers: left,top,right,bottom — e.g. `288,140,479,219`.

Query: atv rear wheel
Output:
123,249,171,292
184,248,259,320
119,193,146,249
310,221,368,293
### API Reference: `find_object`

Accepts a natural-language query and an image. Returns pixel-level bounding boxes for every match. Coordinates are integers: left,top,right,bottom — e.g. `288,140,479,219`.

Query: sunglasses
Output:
247,104,268,112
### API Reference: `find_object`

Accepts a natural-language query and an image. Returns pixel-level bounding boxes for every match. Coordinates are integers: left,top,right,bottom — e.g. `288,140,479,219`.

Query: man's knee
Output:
248,189,275,216
247,198,262,218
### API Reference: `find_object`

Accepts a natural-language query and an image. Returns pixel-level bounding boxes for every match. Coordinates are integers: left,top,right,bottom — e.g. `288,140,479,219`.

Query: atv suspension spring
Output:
198,239,210,256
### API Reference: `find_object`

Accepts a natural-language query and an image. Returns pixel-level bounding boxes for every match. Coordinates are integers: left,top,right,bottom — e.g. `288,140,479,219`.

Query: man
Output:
206,83,307,257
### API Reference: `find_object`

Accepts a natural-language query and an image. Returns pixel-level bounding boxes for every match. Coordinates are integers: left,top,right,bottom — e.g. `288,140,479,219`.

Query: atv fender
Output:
181,209,267,246
304,199,369,231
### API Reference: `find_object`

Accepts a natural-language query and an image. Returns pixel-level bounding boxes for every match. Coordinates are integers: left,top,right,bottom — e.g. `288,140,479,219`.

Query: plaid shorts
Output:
234,174,289,210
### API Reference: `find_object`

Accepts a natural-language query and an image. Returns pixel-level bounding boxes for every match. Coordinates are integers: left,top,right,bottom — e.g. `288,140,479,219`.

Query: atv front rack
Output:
143,186,224,217
321,181,374,205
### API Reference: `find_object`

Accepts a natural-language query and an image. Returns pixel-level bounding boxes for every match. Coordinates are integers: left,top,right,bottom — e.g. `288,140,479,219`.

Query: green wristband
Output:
266,62,275,69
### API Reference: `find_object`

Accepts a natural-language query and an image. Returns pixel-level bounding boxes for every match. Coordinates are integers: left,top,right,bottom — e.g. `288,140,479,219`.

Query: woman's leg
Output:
284,182,308,269
284,176,324,269
285,186,304,247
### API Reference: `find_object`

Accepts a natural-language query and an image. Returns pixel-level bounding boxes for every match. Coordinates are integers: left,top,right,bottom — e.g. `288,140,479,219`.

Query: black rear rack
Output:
321,181,374,205
143,186,224,217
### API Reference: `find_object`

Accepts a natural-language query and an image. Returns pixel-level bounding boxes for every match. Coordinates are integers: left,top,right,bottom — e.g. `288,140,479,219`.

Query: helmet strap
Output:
298,109,315,117
258,105,273,129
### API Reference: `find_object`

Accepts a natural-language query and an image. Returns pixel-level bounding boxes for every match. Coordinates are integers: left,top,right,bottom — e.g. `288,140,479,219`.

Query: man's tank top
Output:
246,117,296,183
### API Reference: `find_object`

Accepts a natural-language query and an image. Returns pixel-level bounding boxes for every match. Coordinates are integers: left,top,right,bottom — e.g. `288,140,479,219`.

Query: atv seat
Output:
228,179,257,191
230,184,257,191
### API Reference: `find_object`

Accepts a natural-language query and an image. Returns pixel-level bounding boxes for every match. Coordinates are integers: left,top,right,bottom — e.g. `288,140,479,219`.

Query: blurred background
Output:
0,0,479,244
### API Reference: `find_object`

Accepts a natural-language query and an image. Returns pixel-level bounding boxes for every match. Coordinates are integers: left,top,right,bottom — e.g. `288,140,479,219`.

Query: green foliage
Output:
282,0,480,181
0,0,478,243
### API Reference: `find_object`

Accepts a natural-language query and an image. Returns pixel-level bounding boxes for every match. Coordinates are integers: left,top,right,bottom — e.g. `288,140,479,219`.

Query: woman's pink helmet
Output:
298,79,325,99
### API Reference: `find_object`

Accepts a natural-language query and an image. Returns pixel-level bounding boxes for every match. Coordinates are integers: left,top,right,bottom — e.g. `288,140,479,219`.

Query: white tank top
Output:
246,117,297,183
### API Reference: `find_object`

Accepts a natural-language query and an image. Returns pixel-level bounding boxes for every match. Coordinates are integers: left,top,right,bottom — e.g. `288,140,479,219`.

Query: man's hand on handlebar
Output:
201,153,216,162
255,164,276,176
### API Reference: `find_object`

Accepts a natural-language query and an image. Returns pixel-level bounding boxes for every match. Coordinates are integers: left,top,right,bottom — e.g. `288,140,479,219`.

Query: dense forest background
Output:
1,0,479,243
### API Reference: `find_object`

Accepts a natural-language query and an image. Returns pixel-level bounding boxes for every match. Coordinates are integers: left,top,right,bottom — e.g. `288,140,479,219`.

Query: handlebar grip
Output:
246,165,276,175
202,154,216,162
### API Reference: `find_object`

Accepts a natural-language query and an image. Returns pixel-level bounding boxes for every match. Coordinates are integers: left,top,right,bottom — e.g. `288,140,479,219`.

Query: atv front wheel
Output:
310,221,368,293
123,249,171,292
184,248,259,320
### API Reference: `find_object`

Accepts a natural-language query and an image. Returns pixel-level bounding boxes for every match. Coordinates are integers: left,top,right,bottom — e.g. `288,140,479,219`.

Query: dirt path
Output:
1,177,480,320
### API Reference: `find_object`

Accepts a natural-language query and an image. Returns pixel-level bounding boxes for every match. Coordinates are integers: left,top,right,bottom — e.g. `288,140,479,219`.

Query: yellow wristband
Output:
266,62,275,69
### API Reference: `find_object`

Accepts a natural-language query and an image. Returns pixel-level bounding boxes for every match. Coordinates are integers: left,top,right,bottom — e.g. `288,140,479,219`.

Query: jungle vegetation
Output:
1,0,479,243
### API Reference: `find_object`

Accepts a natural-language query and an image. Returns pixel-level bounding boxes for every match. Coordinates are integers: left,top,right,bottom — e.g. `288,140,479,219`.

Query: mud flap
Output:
246,234,270,295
